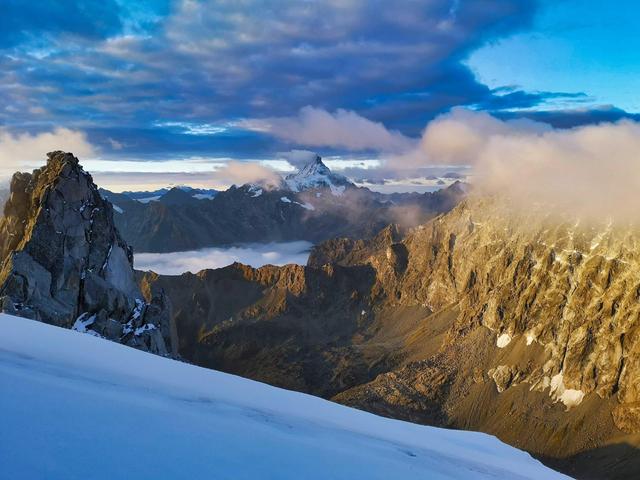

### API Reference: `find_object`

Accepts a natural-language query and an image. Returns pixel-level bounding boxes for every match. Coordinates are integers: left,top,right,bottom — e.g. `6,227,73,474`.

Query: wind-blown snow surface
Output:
134,241,313,275
0,315,568,480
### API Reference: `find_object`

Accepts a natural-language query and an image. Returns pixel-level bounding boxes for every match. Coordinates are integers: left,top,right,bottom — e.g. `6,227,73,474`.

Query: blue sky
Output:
468,0,640,113
1,0,637,189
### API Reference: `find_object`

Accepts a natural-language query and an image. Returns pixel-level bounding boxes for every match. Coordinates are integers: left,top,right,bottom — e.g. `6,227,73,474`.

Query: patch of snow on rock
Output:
549,372,585,409
329,184,346,196
72,313,102,338
496,333,512,348
193,193,215,200
72,313,96,333
136,196,161,204
296,201,315,210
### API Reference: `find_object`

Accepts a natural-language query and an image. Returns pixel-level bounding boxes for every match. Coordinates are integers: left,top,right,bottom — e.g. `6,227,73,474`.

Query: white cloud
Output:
89,160,282,192
0,128,96,179
212,160,281,188
134,241,313,274
400,108,640,220
241,106,416,153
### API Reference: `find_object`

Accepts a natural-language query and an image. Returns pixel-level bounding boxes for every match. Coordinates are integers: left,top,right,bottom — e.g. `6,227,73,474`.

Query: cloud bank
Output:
242,107,416,153
134,241,313,274
212,161,281,188
407,109,640,220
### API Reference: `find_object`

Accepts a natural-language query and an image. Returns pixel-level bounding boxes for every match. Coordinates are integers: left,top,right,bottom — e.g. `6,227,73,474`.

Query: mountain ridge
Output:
140,192,640,478
102,156,466,253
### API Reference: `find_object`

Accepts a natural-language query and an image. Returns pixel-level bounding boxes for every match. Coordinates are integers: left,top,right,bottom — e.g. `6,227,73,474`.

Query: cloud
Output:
498,105,640,129
242,107,416,153
1,0,540,158
89,159,282,192
134,241,313,274
212,161,281,188
0,128,96,179
0,0,124,48
402,108,640,220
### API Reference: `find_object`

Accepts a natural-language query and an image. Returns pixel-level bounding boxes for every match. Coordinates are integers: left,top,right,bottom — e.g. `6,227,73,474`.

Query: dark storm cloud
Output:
2,0,589,159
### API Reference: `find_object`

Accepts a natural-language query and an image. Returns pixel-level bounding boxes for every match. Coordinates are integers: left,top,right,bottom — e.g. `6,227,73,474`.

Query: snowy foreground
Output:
0,314,569,479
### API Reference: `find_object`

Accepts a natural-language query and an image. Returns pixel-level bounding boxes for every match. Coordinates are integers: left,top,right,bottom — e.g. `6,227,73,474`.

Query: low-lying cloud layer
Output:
134,241,313,275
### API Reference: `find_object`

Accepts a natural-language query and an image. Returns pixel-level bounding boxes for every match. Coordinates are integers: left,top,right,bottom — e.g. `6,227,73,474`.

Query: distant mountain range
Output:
101,155,466,253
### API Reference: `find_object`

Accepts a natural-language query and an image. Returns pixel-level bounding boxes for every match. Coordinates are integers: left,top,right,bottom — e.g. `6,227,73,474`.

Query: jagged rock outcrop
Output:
341,196,640,420
0,152,176,356
138,261,385,397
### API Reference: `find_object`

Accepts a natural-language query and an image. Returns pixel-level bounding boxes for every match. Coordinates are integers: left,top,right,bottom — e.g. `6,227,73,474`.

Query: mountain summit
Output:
285,155,353,195
0,151,176,355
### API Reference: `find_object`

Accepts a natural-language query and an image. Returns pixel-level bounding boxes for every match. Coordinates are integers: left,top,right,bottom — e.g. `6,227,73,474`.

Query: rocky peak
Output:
285,155,353,195
0,151,176,356
336,194,640,432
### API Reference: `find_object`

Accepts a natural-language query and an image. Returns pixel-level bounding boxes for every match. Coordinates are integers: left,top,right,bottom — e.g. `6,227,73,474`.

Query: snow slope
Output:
0,314,569,480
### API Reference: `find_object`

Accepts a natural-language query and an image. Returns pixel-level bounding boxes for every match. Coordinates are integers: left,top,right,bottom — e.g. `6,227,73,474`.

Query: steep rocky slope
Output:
0,152,176,355
141,194,640,478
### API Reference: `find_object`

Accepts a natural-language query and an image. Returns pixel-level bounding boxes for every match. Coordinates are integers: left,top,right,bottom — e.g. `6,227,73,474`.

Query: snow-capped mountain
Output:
0,313,567,480
285,155,353,195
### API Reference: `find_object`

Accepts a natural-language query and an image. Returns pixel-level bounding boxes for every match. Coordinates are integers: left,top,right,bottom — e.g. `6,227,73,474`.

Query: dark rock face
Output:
0,152,176,355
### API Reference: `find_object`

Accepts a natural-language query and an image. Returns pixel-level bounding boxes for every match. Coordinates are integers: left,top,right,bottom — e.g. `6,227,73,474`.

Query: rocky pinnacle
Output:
0,151,176,356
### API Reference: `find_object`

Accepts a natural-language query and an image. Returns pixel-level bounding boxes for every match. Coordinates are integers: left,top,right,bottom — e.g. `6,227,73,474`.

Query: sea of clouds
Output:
134,241,313,275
